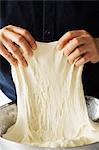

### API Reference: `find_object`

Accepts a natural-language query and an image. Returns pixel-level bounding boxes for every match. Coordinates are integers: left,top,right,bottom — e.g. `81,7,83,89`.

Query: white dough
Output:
3,41,99,147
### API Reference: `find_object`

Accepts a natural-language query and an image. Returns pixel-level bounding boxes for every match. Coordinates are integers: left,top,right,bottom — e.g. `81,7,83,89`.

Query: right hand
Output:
0,25,37,67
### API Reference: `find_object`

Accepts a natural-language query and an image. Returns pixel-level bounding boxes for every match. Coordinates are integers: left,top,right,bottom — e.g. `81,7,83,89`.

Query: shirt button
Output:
45,30,51,35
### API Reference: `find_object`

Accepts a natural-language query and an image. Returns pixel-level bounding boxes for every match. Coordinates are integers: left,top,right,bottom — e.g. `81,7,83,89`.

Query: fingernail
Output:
69,60,73,65
23,61,28,67
67,58,72,65
29,50,33,57
64,51,67,56
32,44,37,50
56,44,61,51
21,58,28,67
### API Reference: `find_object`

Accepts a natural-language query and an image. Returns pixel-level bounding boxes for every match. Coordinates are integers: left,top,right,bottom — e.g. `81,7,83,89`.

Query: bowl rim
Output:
0,136,99,149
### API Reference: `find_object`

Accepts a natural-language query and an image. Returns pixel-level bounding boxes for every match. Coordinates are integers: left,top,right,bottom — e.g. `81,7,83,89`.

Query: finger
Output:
1,35,28,67
63,36,86,56
6,25,37,49
57,30,87,50
0,42,18,66
67,45,87,64
3,29,33,56
91,59,98,63
75,53,92,67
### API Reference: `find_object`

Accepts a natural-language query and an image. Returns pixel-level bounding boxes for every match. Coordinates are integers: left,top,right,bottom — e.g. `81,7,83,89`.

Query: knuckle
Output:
76,48,81,54
81,35,85,40
8,54,13,60
11,60,17,65
66,31,73,37
83,57,87,62
6,52,11,57
87,34,92,40
17,53,25,60
12,47,18,53
3,26,8,30
9,56,17,64
9,43,18,53
86,33,90,37
59,39,64,44
19,55,25,60
4,52,9,58
1,25,12,34
0,28,6,35
81,29,87,34
2,26,11,33
74,38,79,45
17,35,24,43
6,25,12,28
23,29,28,36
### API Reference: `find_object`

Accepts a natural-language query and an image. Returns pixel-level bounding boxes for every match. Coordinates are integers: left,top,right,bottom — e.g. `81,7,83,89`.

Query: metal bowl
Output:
0,96,99,150
0,137,99,150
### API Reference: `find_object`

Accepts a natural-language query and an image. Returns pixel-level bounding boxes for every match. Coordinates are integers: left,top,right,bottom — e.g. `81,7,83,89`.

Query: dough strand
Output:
3,42,99,147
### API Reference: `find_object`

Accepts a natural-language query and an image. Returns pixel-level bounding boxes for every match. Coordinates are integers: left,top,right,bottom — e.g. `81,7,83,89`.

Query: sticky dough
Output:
3,42,99,147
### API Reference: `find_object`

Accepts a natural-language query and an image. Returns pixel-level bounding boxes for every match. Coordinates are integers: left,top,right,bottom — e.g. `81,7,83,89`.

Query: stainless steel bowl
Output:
0,96,99,150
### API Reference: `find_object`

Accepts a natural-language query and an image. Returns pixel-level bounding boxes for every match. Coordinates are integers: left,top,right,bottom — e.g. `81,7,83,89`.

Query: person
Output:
0,0,99,102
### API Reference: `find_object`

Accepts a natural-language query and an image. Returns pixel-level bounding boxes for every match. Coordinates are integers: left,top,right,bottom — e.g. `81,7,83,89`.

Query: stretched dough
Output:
3,42,99,147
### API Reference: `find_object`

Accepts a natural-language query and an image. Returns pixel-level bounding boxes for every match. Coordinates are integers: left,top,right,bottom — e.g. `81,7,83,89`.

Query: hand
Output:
56,30,99,67
0,25,37,66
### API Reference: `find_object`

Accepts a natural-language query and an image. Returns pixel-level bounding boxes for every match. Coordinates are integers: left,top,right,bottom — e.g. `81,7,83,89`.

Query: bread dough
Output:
3,42,99,147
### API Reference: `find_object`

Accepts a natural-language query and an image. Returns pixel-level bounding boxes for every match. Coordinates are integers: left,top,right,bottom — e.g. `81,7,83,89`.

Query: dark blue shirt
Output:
0,0,99,101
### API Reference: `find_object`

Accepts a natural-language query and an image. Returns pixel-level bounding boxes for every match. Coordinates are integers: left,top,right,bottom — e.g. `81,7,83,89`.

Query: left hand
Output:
56,30,99,67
